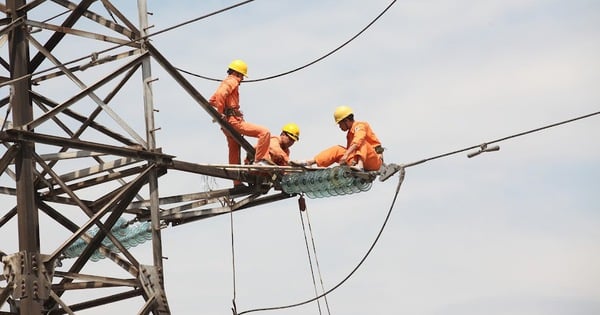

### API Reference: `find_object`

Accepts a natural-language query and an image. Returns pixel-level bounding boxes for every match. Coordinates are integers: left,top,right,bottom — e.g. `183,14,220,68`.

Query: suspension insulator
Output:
63,218,152,261
281,166,374,199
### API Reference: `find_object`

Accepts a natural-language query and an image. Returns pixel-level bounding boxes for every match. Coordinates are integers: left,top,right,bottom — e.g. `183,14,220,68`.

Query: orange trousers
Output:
314,144,382,171
225,118,270,165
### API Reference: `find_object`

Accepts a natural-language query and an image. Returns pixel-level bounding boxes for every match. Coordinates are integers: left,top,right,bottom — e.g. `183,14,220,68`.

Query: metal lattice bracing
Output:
0,1,293,314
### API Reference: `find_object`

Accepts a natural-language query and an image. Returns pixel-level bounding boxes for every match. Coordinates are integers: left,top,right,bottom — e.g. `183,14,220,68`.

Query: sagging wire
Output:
237,167,406,315
0,0,257,89
229,200,239,315
298,197,331,315
176,0,399,83
234,109,600,314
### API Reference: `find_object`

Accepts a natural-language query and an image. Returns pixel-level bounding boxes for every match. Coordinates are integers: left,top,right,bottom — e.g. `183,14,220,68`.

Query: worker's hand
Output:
212,114,225,123
339,156,349,165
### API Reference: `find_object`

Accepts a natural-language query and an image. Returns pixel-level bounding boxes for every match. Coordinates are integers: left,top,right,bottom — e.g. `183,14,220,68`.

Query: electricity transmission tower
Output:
0,1,290,314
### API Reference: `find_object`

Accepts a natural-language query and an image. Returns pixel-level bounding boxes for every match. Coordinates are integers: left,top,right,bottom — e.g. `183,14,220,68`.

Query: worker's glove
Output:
289,160,308,167
212,113,226,123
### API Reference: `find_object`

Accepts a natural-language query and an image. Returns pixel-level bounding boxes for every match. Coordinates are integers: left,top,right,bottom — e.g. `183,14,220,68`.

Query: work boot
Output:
290,159,315,167
254,159,275,166
349,159,364,172
290,160,308,166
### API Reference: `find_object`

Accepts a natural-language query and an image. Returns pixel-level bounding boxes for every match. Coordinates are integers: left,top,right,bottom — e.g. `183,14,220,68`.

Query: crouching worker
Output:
269,123,300,166
293,106,383,172
247,123,300,166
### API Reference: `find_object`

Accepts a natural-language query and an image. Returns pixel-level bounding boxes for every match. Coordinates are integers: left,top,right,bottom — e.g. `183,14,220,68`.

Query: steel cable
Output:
176,0,399,82
403,110,600,168
299,207,324,315
0,0,256,89
237,167,406,315
304,208,333,315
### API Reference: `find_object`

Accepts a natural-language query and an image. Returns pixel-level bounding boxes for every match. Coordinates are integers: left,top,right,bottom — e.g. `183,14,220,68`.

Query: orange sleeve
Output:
209,78,236,114
350,122,367,147
269,137,290,165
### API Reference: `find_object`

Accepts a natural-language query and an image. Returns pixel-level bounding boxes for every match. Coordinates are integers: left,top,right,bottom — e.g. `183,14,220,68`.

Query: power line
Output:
404,109,600,168
237,168,407,315
177,0,399,83
0,0,256,89
236,108,599,314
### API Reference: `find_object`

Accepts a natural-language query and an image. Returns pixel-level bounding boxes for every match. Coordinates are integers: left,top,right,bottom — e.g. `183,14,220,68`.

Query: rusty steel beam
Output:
33,98,76,141
126,187,255,219
7,0,44,312
32,49,141,84
47,165,147,196
39,201,136,275
169,159,260,183
49,288,144,315
0,14,24,38
16,0,47,13
25,53,147,131
162,192,261,223
30,0,96,72
100,0,140,38
31,90,139,146
0,282,13,310
53,0,139,39
169,192,294,226
0,206,17,229
39,194,91,208
45,165,153,266
0,144,19,175
53,157,138,184
36,156,143,270
37,150,106,161
54,271,137,287
145,42,257,161
236,191,295,210
0,129,174,164
128,189,242,209
55,166,153,278
26,20,140,47
52,281,131,291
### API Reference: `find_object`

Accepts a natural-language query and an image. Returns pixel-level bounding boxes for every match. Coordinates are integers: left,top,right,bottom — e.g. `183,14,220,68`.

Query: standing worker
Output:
293,106,383,171
209,59,272,175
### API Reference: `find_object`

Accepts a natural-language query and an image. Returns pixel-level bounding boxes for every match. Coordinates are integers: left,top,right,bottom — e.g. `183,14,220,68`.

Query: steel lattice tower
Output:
0,1,292,314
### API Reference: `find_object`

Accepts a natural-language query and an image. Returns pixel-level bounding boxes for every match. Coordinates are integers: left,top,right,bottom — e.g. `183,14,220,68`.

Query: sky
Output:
1,0,600,314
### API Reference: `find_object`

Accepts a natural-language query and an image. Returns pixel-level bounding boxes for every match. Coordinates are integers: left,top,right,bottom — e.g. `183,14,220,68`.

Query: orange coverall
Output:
266,136,291,166
209,74,270,165
314,121,382,171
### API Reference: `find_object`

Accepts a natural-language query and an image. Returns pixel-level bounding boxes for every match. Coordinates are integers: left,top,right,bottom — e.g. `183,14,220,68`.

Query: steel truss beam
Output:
0,1,292,314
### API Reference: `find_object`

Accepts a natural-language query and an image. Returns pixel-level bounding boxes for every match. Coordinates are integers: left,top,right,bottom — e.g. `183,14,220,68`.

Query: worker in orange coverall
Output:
292,106,383,171
209,60,271,173
268,123,300,166
245,123,300,166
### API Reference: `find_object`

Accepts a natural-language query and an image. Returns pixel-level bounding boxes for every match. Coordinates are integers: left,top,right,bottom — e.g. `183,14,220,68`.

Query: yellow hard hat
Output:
282,123,300,141
333,106,353,124
228,59,248,77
